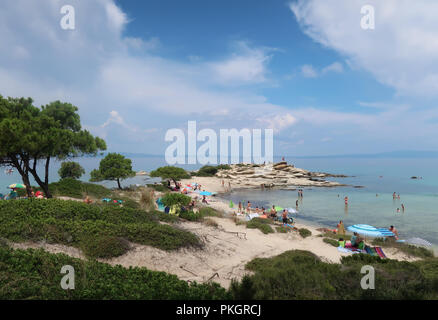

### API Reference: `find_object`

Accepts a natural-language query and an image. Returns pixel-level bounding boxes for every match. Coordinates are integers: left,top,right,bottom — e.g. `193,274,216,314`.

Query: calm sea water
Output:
1,156,438,246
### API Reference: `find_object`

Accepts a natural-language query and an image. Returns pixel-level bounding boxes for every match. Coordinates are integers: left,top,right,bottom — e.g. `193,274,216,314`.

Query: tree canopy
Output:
0,95,106,197
149,166,191,186
58,161,85,180
90,153,136,189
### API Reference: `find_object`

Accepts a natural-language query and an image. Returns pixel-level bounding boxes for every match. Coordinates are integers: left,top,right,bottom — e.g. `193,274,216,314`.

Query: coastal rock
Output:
214,162,346,190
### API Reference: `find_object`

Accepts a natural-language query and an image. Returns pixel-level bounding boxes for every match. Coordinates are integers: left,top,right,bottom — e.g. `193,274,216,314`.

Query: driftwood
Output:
180,265,197,276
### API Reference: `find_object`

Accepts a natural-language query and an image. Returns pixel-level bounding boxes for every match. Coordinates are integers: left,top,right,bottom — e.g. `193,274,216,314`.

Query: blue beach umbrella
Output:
199,191,213,196
347,224,395,237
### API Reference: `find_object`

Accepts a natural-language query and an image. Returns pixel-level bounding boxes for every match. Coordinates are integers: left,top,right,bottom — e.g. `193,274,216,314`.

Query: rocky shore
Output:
214,161,347,189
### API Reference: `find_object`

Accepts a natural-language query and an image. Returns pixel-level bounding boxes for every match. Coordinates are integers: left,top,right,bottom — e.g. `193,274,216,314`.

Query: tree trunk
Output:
10,156,32,197
28,157,52,198
117,178,122,190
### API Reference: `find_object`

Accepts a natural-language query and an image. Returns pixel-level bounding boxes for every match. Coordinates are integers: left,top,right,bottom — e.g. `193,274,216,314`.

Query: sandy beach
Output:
9,174,420,289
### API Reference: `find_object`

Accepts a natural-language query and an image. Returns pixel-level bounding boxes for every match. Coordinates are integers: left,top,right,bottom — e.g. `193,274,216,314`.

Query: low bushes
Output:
229,250,438,300
247,218,274,234
18,178,112,199
80,236,130,259
0,199,200,258
298,228,312,238
0,247,230,300
192,165,232,177
323,238,339,247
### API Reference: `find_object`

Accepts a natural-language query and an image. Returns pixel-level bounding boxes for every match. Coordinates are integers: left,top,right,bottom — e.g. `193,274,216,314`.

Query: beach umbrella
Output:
405,237,432,247
199,191,213,196
8,183,26,189
347,224,395,237
274,206,284,212
287,207,297,214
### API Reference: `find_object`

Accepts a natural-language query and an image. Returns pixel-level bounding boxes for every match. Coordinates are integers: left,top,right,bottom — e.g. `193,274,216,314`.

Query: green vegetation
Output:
229,250,438,300
90,153,136,190
298,228,312,238
150,166,191,187
161,193,191,207
192,164,232,177
247,218,275,234
178,206,222,222
58,161,85,180
17,178,111,199
80,236,131,259
147,183,169,192
323,238,339,247
0,96,106,198
0,247,229,300
0,199,201,258
276,226,292,233
372,238,434,259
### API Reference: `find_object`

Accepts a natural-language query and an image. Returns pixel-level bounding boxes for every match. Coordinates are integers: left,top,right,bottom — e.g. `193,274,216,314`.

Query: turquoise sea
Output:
1,156,438,247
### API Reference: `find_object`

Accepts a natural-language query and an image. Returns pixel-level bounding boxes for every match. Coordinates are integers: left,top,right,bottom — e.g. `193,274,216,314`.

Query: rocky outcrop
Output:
215,162,347,189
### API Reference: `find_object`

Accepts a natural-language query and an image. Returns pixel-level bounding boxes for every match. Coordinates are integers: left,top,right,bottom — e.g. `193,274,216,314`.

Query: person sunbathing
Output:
83,196,93,204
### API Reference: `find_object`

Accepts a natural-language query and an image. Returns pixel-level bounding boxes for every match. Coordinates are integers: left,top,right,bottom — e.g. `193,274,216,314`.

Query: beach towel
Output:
245,213,259,221
365,246,378,256
337,247,361,254
375,247,387,258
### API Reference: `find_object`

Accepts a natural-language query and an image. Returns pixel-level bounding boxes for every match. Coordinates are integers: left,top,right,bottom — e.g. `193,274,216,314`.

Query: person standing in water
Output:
344,196,348,205
337,220,346,235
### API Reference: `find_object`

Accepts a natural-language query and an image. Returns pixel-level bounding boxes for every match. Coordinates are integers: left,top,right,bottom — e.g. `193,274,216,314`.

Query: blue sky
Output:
0,0,437,157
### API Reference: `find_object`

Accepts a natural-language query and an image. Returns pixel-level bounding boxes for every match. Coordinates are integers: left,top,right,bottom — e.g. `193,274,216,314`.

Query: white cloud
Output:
209,41,274,85
290,0,438,97
301,64,318,78
322,62,343,74
300,62,343,78
256,113,297,133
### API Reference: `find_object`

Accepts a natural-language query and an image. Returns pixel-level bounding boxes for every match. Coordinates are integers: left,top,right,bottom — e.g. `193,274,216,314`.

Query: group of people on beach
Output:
236,201,294,225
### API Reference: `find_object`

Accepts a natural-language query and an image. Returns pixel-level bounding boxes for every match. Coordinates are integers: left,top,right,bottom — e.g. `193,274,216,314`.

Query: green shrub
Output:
298,228,312,238
0,199,200,258
25,178,112,199
229,249,438,300
199,207,223,217
192,164,231,177
276,226,291,233
247,218,274,234
161,193,191,207
323,238,339,247
80,236,130,259
0,247,230,300
179,210,204,222
147,183,169,192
